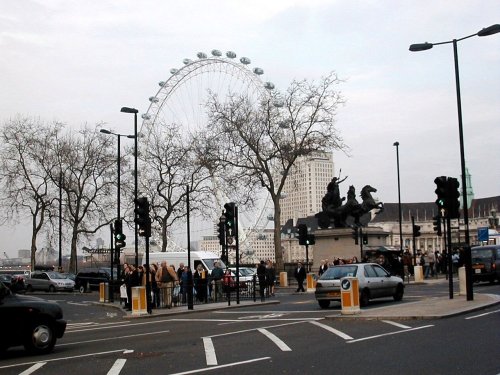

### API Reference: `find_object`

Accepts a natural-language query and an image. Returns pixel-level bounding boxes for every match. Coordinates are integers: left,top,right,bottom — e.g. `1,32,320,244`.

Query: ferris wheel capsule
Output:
197,52,207,59
149,96,159,103
211,49,222,57
240,57,251,65
170,68,179,75
183,58,192,65
264,82,275,90
226,51,236,59
253,67,264,75
158,81,166,87
142,113,151,120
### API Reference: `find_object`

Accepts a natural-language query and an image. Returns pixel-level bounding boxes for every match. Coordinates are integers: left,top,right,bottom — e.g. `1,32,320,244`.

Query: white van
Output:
122,250,226,274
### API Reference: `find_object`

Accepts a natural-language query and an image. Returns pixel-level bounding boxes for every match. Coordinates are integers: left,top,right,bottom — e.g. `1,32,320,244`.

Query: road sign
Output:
478,227,489,242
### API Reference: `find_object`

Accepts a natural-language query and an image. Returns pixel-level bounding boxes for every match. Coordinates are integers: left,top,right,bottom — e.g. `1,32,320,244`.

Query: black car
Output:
0,281,66,354
75,267,117,293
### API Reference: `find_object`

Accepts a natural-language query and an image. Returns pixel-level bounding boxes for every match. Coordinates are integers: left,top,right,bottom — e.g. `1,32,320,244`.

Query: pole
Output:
411,216,416,266
110,136,121,302
145,233,151,314
447,215,453,299
359,226,363,260
452,39,472,301
110,223,114,302
134,112,138,268
235,205,240,305
394,142,403,256
58,172,62,271
186,185,193,310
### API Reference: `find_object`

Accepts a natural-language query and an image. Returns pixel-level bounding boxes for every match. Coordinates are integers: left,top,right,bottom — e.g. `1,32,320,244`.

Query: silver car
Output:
25,271,75,293
314,263,404,308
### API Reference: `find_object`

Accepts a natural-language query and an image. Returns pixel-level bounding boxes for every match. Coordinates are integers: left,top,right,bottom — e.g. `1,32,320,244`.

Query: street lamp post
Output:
410,24,500,301
100,129,134,300
393,142,404,258
120,107,139,268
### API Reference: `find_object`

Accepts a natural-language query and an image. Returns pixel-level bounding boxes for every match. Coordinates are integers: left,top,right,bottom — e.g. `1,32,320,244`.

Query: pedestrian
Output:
193,264,207,302
157,261,177,308
294,262,306,292
318,259,328,277
150,263,160,308
211,261,224,302
265,260,276,296
257,260,267,301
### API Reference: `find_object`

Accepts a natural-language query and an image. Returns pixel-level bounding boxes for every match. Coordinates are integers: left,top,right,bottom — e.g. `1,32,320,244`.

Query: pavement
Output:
99,278,500,321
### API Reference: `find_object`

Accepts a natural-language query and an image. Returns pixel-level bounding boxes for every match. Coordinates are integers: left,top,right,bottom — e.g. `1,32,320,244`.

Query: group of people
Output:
120,260,245,311
256,260,277,301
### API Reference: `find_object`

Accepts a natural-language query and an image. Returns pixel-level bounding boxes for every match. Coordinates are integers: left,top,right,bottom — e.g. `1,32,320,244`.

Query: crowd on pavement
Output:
120,259,279,310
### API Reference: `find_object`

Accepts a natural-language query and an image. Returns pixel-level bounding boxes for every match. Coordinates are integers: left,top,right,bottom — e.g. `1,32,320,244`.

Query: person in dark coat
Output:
294,262,306,292
257,260,267,302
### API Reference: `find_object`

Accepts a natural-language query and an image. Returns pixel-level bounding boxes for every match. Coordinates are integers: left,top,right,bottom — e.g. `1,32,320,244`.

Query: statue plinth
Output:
312,227,389,270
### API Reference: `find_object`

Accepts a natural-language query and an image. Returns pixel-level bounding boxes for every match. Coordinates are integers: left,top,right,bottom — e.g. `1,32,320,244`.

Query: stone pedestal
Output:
312,227,389,270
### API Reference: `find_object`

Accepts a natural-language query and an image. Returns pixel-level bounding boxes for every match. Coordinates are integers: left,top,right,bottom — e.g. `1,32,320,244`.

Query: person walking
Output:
257,260,267,301
265,260,276,297
294,262,306,292
211,261,224,302
318,260,328,277
193,264,207,302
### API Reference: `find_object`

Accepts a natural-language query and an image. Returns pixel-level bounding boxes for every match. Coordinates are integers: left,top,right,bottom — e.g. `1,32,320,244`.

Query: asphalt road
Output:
1,281,499,374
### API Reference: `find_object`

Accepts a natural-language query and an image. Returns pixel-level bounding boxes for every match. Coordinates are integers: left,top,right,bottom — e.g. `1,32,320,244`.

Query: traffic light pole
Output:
235,206,240,305
109,223,114,302
446,215,453,299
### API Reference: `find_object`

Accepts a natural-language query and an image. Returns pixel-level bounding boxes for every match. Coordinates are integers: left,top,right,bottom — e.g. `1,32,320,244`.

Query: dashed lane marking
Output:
465,309,500,320
19,362,46,375
257,328,292,351
308,321,353,340
381,320,412,329
203,337,218,366
347,325,434,343
170,357,271,375
107,359,127,375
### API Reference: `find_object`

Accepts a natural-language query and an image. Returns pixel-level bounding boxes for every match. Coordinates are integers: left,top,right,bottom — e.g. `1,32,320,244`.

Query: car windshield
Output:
47,272,66,279
320,266,358,280
203,259,226,270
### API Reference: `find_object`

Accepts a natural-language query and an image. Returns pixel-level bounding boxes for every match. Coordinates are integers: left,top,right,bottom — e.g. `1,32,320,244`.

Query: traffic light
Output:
413,224,421,237
352,226,359,245
134,197,151,237
306,234,315,246
114,219,126,249
297,224,308,245
362,234,368,245
434,176,448,210
217,213,226,246
447,177,460,219
224,202,236,236
433,215,442,236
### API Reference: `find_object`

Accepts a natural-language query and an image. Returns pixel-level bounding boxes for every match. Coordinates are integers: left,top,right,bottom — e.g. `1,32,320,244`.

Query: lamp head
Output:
393,141,399,147
409,42,433,52
120,107,138,114
100,129,112,134
477,24,500,37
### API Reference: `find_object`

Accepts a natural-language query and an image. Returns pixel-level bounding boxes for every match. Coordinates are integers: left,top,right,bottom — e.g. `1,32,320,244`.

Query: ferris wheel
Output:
140,50,275,255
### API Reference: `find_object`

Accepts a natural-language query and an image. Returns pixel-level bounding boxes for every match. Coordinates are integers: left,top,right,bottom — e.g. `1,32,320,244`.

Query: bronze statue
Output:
316,177,384,229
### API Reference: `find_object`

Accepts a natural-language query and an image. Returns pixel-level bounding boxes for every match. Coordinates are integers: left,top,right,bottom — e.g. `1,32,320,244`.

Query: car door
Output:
372,264,394,297
363,265,384,298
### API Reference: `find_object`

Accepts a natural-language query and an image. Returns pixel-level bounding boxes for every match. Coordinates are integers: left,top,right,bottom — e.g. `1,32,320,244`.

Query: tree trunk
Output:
273,198,284,271
69,229,78,273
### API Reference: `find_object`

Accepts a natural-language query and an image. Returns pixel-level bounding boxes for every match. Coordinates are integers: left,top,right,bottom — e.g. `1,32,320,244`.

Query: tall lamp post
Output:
410,24,500,301
393,142,404,257
100,129,134,299
120,107,139,267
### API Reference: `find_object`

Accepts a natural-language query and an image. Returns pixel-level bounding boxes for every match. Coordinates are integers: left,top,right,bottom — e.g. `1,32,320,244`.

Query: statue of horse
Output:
360,185,384,213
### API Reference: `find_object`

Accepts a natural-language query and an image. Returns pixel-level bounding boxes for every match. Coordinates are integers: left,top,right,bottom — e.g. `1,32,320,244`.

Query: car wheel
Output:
48,285,56,293
318,300,330,309
79,284,86,293
360,289,370,307
24,320,56,355
393,284,404,301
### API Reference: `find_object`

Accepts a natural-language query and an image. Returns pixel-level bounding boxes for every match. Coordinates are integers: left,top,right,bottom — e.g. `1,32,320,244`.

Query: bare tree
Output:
0,117,62,269
52,126,117,272
140,122,213,251
205,73,346,270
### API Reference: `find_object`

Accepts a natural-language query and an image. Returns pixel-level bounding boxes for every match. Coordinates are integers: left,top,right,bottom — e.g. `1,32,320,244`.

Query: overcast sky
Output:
1,1,499,257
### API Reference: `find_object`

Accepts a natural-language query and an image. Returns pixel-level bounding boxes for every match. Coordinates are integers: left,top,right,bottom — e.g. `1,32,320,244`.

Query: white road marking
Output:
257,328,292,351
206,321,307,338
347,325,434,343
465,309,500,320
203,337,218,366
19,362,46,375
381,320,412,329
0,349,129,370
309,321,353,340
58,329,170,347
67,302,91,306
106,359,127,375
170,357,271,375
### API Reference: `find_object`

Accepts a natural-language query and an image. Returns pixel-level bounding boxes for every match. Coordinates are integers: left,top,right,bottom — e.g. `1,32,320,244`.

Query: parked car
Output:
314,263,405,308
75,267,116,293
471,245,500,283
228,267,256,283
25,271,75,293
0,281,67,354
